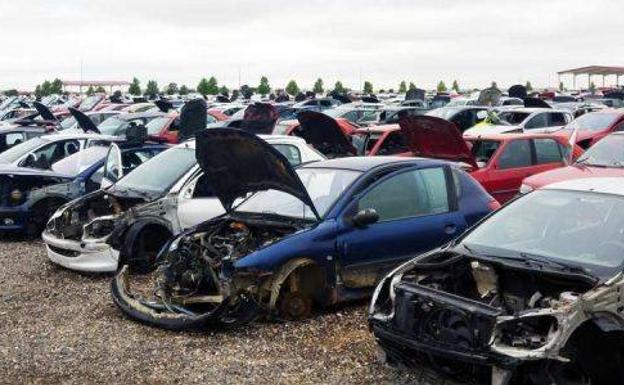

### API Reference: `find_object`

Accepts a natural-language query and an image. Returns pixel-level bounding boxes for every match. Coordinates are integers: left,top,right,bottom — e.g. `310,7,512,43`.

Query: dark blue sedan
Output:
112,128,498,330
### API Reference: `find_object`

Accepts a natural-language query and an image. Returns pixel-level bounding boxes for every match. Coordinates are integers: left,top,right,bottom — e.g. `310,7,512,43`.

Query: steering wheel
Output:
596,241,624,264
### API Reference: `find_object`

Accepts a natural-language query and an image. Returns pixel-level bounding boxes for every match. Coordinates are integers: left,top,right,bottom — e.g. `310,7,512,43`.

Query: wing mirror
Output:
351,209,379,227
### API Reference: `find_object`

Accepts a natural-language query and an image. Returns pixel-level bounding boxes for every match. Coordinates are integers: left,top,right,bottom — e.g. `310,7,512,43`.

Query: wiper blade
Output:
519,252,593,276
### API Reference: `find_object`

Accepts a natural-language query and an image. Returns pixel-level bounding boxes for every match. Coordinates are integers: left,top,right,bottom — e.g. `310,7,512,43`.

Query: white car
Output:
463,108,573,136
43,135,325,272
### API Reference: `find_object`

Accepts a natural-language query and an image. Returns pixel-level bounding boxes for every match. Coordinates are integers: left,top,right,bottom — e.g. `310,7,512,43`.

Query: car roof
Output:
41,132,122,141
172,134,309,150
544,177,624,196
299,156,448,172
116,111,165,120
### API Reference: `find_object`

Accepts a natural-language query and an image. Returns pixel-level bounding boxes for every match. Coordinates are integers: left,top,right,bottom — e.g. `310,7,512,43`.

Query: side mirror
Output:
351,209,379,227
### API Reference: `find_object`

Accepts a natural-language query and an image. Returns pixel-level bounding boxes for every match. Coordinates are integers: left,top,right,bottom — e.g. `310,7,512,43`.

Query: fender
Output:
266,257,318,311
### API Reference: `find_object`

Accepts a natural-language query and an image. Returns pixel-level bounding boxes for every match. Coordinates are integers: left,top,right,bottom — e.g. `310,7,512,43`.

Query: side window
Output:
614,121,624,132
548,113,567,126
170,117,180,132
342,111,359,123
319,100,332,107
450,111,472,132
534,139,563,164
273,144,302,166
377,132,409,155
31,139,80,165
497,140,532,169
524,113,548,129
5,133,24,147
87,166,104,191
87,140,111,148
121,149,155,175
192,174,215,198
206,115,217,125
357,167,450,221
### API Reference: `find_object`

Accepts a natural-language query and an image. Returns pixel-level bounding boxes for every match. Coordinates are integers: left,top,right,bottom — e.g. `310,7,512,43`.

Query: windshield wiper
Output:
519,251,593,276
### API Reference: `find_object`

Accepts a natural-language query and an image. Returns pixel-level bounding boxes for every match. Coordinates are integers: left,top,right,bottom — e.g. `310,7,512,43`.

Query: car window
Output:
272,144,302,166
524,113,548,129
5,133,24,147
191,174,215,198
534,139,563,164
498,139,532,169
468,140,500,166
614,121,624,132
377,131,410,155
358,167,449,221
121,149,156,175
87,165,104,192
548,112,567,126
32,139,80,165
342,111,359,123
319,100,332,107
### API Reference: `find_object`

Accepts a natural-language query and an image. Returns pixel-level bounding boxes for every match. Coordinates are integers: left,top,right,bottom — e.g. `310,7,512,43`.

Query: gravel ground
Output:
0,237,462,385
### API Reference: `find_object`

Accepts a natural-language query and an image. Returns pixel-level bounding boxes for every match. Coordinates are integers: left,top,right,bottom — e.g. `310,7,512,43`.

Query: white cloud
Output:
0,0,620,91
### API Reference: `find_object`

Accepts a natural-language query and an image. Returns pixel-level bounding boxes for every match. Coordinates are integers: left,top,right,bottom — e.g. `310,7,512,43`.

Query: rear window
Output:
467,140,500,166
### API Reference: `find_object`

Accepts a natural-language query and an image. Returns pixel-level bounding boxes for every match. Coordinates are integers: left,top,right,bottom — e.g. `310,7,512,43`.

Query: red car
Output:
566,109,624,149
397,116,583,203
521,132,624,192
144,110,224,143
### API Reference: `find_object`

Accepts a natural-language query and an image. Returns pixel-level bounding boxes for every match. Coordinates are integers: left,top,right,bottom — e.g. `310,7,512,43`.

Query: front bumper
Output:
42,231,118,273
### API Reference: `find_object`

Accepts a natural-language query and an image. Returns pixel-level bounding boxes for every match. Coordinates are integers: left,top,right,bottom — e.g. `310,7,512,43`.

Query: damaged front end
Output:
369,250,619,384
112,215,304,330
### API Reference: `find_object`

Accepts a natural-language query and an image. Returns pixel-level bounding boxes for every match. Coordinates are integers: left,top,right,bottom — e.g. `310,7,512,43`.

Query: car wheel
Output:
278,291,312,320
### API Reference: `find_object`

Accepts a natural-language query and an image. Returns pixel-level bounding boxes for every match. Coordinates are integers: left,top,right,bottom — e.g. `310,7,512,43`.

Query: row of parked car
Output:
1,87,624,384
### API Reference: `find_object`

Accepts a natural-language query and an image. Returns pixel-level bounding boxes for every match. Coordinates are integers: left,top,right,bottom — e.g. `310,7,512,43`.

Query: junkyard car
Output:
0,142,166,235
42,135,324,272
563,109,624,149
370,177,624,385
110,128,498,330
463,108,573,136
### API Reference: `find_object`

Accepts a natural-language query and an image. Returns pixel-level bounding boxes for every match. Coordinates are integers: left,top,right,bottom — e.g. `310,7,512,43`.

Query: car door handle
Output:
444,224,457,235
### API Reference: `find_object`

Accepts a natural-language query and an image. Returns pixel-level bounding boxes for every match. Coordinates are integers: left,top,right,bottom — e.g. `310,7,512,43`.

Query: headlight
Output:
519,183,534,194
496,315,558,349
9,189,23,202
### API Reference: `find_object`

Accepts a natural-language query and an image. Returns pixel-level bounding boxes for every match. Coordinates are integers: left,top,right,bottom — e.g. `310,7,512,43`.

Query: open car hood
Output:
33,102,58,122
68,107,100,133
295,111,357,157
179,98,207,141
195,128,320,219
524,97,551,109
508,84,528,100
399,116,477,169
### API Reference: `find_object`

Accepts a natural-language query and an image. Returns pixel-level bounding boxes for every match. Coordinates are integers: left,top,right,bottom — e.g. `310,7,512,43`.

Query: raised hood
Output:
68,107,100,133
179,98,207,141
296,111,357,158
33,102,58,122
195,128,320,219
399,116,477,169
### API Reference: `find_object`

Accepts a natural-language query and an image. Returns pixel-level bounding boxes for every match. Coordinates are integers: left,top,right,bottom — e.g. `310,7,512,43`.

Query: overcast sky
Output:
0,0,621,91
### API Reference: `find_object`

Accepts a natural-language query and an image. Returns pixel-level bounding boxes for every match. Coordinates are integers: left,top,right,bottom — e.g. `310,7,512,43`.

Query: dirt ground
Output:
0,237,462,385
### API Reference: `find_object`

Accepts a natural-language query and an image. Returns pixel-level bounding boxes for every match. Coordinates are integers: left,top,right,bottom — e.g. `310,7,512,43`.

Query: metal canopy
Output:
558,66,624,76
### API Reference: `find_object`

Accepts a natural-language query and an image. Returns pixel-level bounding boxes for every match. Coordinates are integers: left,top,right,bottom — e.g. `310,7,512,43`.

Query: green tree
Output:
41,80,52,96
34,85,42,98
285,80,299,96
50,78,63,94
257,76,271,96
363,81,373,94
218,85,229,97
3,89,18,97
240,85,253,99
128,77,141,95
589,81,596,94
179,85,189,95
165,82,179,95
398,81,407,94
452,80,459,92
95,86,106,93
408,82,417,91
558,81,565,92
206,76,219,95
313,78,324,94
437,81,447,92
144,80,159,96
197,78,210,96
333,81,345,94
525,81,533,91
86,85,95,96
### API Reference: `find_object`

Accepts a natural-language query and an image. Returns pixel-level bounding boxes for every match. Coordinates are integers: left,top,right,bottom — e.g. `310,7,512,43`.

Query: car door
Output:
482,138,533,203
336,166,466,288
531,138,566,175
101,144,123,188
176,172,225,230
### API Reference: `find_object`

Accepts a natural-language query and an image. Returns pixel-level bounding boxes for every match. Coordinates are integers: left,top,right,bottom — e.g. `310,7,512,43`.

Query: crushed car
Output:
370,177,624,385
110,128,498,330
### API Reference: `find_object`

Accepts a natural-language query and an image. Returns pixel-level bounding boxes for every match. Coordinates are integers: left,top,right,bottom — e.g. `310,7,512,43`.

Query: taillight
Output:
488,199,501,211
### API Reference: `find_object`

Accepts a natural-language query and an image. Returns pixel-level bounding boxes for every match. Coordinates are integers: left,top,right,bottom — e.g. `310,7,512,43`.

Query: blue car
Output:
112,128,497,330
0,142,167,235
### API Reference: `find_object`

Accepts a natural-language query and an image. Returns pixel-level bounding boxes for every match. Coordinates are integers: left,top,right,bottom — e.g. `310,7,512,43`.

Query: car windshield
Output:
59,116,77,130
498,111,531,125
98,117,128,136
576,135,624,168
145,117,171,135
114,146,196,195
0,137,47,164
566,112,620,132
51,146,108,177
79,95,102,111
426,107,460,120
324,108,350,118
236,167,362,220
462,189,624,273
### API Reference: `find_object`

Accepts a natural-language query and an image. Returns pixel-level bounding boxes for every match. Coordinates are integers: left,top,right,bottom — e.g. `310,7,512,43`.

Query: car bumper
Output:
42,231,118,273
0,208,29,232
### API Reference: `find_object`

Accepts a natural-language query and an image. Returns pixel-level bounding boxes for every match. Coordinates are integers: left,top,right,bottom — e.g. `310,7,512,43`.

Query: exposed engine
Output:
46,191,144,240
